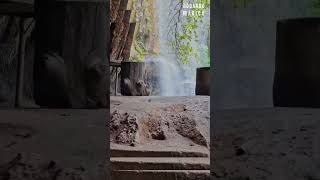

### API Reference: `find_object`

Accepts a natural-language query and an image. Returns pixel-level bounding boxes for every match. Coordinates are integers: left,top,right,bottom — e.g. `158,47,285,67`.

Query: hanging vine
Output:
129,0,256,64
167,0,210,64
130,0,158,62
167,0,260,65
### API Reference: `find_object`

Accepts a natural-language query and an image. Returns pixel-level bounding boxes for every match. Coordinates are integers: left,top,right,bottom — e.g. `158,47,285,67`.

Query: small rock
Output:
280,152,286,156
47,161,56,169
151,130,166,140
235,147,246,156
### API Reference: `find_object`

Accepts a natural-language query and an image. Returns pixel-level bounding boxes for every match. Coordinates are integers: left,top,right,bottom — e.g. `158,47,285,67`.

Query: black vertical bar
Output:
115,66,118,95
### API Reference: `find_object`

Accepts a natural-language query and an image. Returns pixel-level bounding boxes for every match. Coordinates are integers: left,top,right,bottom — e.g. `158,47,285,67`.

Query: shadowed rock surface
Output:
0,1,109,109
0,16,23,107
0,154,87,180
0,1,109,180
111,110,139,145
0,109,107,180
34,1,108,108
212,108,320,180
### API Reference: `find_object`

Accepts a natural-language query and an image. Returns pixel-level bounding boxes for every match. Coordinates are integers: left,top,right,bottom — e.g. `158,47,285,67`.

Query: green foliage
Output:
133,41,148,62
167,0,257,65
311,0,320,16
168,0,210,65
130,0,155,62
131,0,253,64
198,45,210,67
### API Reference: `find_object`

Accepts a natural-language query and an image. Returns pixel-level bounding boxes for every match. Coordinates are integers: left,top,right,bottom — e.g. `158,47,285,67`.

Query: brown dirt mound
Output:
110,97,210,149
171,114,208,147
140,113,166,141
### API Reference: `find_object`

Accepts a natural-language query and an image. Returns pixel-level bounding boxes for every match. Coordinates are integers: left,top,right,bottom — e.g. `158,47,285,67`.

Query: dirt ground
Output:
4,99,319,180
0,109,107,180
110,96,210,154
212,108,320,180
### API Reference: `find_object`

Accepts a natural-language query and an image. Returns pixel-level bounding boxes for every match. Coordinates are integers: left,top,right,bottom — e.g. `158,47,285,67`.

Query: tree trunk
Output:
122,22,135,61
110,0,136,95
110,0,130,62
196,67,210,95
120,62,149,96
34,1,108,108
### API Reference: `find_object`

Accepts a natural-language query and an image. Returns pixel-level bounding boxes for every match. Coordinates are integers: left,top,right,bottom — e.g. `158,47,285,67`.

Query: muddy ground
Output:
0,109,107,180
3,98,319,180
212,108,320,180
110,96,210,154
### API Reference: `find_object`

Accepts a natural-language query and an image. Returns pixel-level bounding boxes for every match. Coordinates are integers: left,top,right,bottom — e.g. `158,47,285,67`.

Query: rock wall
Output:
0,16,19,107
34,1,108,108
1,1,109,109
22,19,36,107
110,0,135,95
109,0,159,96
0,16,35,108
212,0,313,109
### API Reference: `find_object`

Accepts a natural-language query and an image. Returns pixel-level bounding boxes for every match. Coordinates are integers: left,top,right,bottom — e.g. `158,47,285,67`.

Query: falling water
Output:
157,56,190,96
147,0,209,96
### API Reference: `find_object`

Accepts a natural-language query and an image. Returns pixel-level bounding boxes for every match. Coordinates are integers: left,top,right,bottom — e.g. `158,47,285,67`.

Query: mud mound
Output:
171,114,207,147
111,105,207,147
110,110,138,145
110,97,210,149
140,111,166,141
162,104,208,147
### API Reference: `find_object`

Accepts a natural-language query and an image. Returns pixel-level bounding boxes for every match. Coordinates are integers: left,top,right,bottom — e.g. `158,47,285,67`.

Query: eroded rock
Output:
140,112,166,141
122,78,150,96
110,96,209,149
172,114,208,147
110,110,138,145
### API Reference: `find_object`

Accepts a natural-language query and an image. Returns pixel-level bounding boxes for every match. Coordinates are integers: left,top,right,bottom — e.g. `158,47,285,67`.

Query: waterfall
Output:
158,57,185,96
146,0,209,96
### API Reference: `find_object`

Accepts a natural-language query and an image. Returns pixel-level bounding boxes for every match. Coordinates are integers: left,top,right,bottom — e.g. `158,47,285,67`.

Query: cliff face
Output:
0,16,19,107
0,16,35,108
34,1,108,108
110,0,135,63
0,1,109,108
109,0,158,95
110,0,135,95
